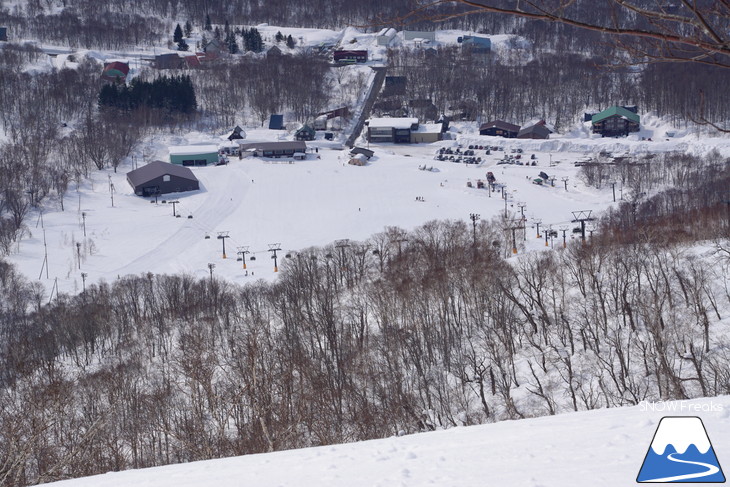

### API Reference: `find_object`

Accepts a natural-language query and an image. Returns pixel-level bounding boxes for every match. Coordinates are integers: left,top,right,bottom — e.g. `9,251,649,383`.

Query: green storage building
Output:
169,145,219,166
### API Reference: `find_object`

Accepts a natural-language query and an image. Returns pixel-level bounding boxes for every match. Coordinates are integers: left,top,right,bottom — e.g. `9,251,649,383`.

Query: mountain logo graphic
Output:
637,416,726,483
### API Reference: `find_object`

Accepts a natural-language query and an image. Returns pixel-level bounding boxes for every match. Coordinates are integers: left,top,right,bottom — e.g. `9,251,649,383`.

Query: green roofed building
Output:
591,106,640,137
169,145,219,166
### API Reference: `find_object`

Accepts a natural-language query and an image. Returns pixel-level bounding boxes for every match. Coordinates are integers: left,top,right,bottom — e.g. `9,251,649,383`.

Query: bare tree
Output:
402,1,730,68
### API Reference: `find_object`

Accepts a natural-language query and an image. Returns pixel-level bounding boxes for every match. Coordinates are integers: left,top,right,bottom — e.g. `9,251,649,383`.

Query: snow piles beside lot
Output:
43,397,730,487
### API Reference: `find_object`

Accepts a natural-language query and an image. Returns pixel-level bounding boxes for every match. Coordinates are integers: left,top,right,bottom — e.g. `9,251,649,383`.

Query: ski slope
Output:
7,125,730,296
43,397,730,487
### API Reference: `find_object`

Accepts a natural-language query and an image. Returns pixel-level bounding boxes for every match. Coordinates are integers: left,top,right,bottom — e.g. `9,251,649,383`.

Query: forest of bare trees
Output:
0,154,728,486
384,45,730,130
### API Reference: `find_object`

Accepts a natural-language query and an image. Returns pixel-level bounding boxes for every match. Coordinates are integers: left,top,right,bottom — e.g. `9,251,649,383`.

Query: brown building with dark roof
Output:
479,120,520,138
127,161,199,197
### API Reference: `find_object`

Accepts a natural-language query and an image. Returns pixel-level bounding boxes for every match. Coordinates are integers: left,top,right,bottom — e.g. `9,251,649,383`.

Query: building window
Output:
163,175,171,182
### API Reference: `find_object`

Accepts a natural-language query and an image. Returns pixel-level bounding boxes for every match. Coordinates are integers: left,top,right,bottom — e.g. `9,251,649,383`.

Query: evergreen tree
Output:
173,23,183,44
225,31,239,54
224,19,230,34
184,20,193,37
98,84,119,109
247,27,263,52
286,34,296,49
275,31,284,43
204,13,212,31
177,40,189,51
214,26,221,39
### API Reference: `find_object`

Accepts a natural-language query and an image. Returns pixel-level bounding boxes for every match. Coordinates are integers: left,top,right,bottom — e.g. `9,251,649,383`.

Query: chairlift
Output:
161,200,166,204
236,257,243,262
285,253,292,258
205,234,211,239
325,253,333,258
176,214,181,218
217,235,223,239
187,215,193,219
250,256,256,261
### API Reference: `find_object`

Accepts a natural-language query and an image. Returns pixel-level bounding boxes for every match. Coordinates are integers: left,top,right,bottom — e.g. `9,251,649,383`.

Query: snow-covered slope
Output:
44,397,730,487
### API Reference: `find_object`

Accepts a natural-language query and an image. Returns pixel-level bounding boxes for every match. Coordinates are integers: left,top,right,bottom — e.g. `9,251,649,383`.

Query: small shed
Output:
267,45,283,57
228,125,246,141
0,27,8,42
295,125,316,141
127,161,199,196
269,114,285,130
479,120,520,138
169,145,219,166
350,147,374,159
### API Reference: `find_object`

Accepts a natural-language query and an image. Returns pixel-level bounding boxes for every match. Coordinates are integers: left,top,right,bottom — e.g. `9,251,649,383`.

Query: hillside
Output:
43,397,730,487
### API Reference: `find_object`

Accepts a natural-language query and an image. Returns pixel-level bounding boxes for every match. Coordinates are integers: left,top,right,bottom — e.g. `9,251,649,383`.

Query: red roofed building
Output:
101,61,130,82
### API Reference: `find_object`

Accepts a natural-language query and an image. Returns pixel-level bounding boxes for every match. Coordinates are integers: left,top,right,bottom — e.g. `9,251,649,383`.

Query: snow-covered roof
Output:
367,117,419,129
413,123,443,134
168,145,219,155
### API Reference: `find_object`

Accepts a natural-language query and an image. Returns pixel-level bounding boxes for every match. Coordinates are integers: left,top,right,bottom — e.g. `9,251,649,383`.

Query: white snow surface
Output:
43,397,730,487
650,417,712,455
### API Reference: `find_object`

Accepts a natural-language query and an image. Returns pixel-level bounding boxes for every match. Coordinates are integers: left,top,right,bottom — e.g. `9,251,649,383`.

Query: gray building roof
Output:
517,123,552,138
480,120,520,133
238,141,307,152
127,160,198,187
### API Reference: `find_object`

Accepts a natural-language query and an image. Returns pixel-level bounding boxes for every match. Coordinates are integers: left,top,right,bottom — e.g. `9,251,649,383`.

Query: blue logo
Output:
637,416,725,483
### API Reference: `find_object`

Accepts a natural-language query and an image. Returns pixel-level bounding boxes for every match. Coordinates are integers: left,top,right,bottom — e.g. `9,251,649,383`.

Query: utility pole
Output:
609,181,617,202
268,243,282,272
469,213,480,247
169,200,180,216
76,242,81,269
391,235,408,260
217,231,230,258
506,219,524,255
571,210,595,243
559,226,569,249
533,218,542,238
208,263,215,281
236,246,250,269
517,202,526,240
335,239,350,283
82,212,87,237
561,177,569,191
81,272,87,293
335,239,350,265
